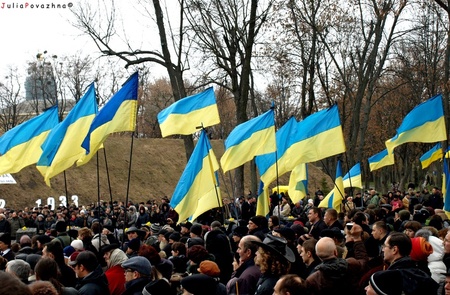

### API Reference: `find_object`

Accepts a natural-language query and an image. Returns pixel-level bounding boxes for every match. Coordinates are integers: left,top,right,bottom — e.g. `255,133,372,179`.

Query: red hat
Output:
197,260,220,277
410,237,433,261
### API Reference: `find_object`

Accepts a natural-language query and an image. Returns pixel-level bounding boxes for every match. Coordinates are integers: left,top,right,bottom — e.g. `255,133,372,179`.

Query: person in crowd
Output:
54,220,73,248
247,215,269,241
268,215,280,231
0,213,11,235
0,232,15,262
365,269,403,295
28,280,59,295
227,235,261,295
300,207,327,241
34,257,78,295
252,234,294,295
415,229,446,284
169,241,188,274
403,220,422,238
382,232,438,294
273,274,308,295
297,238,320,279
43,240,77,288
305,224,368,294
197,260,227,295
365,220,389,260
241,195,256,221
273,195,291,220
0,271,32,295
181,273,222,295
69,250,110,295
121,256,153,295
323,208,344,230
8,211,25,241
102,244,128,295
5,259,31,285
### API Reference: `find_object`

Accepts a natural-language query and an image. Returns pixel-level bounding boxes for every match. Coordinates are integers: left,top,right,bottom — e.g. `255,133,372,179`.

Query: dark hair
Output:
44,241,65,264
404,221,422,233
91,222,103,235
0,272,32,294
269,215,280,227
301,238,319,262
138,244,161,265
187,245,209,264
428,215,443,230
278,274,307,295
387,232,412,257
373,221,388,233
172,242,187,256
34,257,64,295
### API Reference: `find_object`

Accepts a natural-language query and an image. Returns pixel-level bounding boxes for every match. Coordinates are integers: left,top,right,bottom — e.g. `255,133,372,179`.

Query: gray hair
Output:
6,259,31,281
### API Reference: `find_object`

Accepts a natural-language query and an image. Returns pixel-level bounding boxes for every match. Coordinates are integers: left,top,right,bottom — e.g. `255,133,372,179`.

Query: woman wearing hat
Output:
252,234,295,295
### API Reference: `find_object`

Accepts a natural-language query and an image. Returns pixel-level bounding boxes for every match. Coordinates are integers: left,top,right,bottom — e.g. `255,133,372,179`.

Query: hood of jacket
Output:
314,257,348,280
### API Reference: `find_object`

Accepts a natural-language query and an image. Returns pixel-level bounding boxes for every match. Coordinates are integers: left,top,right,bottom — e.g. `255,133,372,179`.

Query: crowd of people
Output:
0,186,450,295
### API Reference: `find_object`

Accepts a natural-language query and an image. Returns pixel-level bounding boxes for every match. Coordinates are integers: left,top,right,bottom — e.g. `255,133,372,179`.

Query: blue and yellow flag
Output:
343,163,362,189
385,94,447,156
443,158,450,213
170,129,221,223
37,84,98,186
256,181,270,217
220,109,276,173
319,160,344,213
255,116,298,187
288,163,308,204
282,105,346,172
0,105,59,175
368,149,394,172
420,143,443,169
77,72,138,166
157,87,220,137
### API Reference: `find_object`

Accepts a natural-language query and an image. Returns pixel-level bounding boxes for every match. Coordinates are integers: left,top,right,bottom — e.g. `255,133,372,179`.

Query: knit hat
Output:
63,245,76,257
232,226,248,237
151,223,161,234
71,239,84,251
122,256,152,276
410,237,433,261
127,238,141,252
169,232,181,242
369,270,403,295
143,279,173,295
190,224,203,236
197,260,220,277
180,221,192,230
249,215,267,228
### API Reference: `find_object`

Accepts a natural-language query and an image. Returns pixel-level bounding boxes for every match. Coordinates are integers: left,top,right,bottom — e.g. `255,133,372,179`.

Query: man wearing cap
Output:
121,256,153,295
179,221,192,239
227,235,261,295
69,250,110,295
252,234,295,295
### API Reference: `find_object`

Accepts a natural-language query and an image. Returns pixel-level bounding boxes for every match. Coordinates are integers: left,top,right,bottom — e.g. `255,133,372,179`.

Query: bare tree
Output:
71,0,195,159
0,67,26,132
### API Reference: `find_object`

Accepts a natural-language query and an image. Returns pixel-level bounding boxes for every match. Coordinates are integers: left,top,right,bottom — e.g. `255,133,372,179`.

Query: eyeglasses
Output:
381,244,393,250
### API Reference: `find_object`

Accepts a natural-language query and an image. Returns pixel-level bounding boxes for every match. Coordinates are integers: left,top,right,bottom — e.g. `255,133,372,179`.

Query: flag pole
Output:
103,147,114,207
343,153,354,198
63,171,68,199
271,103,281,222
96,152,102,251
123,132,135,247
320,158,345,201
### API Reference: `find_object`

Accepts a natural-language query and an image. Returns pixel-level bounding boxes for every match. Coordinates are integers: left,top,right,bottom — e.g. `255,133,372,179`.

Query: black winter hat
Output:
369,270,403,295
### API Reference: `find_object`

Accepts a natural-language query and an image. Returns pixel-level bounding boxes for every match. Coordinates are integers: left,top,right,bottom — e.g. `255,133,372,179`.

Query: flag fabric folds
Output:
319,161,344,213
256,181,270,217
169,129,222,223
368,149,394,172
221,109,276,173
0,105,59,175
37,84,98,186
157,87,220,137
288,163,308,204
420,143,443,169
281,105,346,173
78,72,139,166
443,158,450,212
255,116,298,186
343,163,362,189
385,94,447,156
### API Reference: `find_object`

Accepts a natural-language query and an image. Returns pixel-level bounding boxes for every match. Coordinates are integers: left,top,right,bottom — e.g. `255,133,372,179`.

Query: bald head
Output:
315,237,337,261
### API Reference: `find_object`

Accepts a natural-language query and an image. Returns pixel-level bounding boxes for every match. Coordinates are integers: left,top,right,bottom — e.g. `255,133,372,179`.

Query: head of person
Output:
268,215,280,229
252,234,294,276
248,215,268,232
180,222,192,235
181,273,218,295
34,257,59,281
103,245,128,269
403,221,422,238
0,233,11,251
43,240,65,264
315,237,337,261
121,256,152,282
28,281,58,295
365,270,403,295
307,207,321,223
189,224,203,238
68,251,99,279
444,272,450,295
323,209,338,226
0,272,32,295
171,241,187,257
5,259,31,282
273,274,307,295
383,232,412,264
298,238,319,266
126,226,143,240
237,235,260,263
371,221,389,241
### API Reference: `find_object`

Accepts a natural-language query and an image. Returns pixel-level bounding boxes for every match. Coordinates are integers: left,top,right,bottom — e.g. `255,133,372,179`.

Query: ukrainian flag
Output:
443,159,450,215
170,129,221,223
420,143,443,169
0,105,59,175
385,94,447,156
343,163,362,189
256,181,270,217
77,72,138,166
220,109,276,173
282,105,346,172
288,163,308,204
255,116,297,187
157,87,220,137
368,149,394,172
37,84,98,186
319,160,344,213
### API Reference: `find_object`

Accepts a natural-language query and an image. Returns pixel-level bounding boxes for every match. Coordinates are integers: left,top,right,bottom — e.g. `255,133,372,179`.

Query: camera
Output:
346,223,354,230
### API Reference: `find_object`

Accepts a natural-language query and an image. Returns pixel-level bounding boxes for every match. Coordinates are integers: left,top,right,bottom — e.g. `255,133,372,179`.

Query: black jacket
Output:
76,264,110,295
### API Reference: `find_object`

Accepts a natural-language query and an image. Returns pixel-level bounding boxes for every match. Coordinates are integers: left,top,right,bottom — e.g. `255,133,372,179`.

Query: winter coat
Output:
427,236,446,284
75,264,110,295
122,277,152,295
254,274,278,295
105,265,126,295
226,258,261,295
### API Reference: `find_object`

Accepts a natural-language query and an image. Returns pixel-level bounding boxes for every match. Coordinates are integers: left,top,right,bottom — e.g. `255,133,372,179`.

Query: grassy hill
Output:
1,137,333,209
